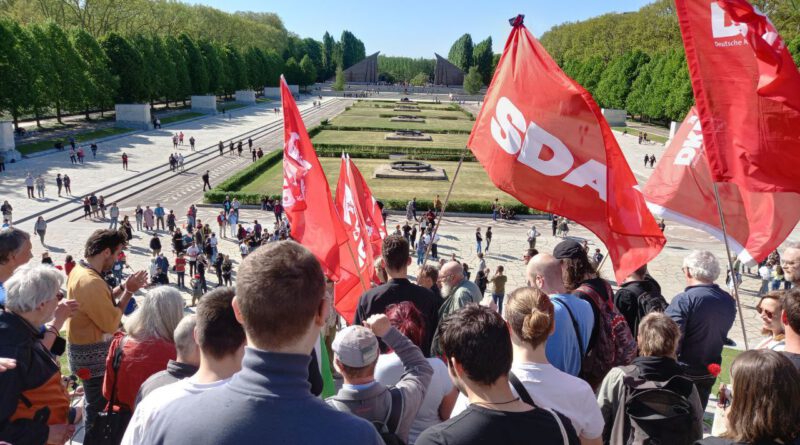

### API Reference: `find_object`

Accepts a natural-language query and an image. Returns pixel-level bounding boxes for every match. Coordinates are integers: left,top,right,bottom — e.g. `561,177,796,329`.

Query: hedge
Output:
382,199,539,215
203,149,283,205
320,125,471,135
376,114,463,121
313,145,474,161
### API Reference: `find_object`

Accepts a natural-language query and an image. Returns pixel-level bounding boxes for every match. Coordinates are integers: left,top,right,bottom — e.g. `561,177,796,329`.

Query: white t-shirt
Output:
450,361,603,440
121,377,230,445
375,353,454,445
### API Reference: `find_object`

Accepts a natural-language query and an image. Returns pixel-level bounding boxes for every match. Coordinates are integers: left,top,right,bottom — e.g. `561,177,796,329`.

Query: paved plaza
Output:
2,97,791,352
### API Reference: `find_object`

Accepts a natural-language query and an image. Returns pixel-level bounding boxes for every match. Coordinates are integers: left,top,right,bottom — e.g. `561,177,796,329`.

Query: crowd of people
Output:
1,206,800,445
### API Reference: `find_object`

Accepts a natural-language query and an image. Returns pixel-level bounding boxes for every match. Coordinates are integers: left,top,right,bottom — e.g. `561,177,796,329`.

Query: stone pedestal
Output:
191,95,217,114
601,108,627,127
235,90,256,104
0,121,22,162
115,104,152,130
669,121,679,140
263,85,299,98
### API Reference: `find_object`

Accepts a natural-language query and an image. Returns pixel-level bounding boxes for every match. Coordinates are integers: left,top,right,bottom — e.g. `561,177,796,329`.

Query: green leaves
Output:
448,33,474,73
463,66,483,95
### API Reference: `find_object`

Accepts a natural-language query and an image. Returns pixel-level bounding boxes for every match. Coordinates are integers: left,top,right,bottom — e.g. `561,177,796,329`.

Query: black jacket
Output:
613,277,662,339
353,278,438,357
0,312,56,445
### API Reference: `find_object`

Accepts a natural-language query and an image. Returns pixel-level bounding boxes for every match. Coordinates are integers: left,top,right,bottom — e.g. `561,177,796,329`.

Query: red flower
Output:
76,368,91,380
707,363,721,377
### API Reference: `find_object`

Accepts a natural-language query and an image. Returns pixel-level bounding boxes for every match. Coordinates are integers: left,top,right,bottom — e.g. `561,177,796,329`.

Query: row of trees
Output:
0,19,326,128
377,56,436,84
321,31,367,80
447,34,496,86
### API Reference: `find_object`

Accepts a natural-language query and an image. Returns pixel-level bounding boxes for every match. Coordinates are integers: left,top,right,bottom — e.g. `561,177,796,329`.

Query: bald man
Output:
430,261,482,356
526,254,594,377
782,242,800,289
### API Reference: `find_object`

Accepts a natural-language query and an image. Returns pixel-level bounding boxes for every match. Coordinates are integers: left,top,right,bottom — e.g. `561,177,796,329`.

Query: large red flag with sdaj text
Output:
334,154,375,323
468,16,665,283
644,108,800,265
675,0,800,193
347,154,387,259
281,76,347,280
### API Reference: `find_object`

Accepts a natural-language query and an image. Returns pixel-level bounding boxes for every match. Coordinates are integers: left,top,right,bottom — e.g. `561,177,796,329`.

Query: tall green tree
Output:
472,37,493,85
301,37,324,81
299,54,317,88
165,35,191,105
199,40,224,95
463,66,483,94
0,20,26,128
573,56,606,97
332,65,345,91
263,50,283,87
283,56,302,85
594,50,650,109
151,36,177,108
37,22,88,122
626,55,656,119
339,30,364,69
101,32,147,103
15,24,49,127
180,34,209,95
377,56,435,83
223,45,248,96
131,34,159,104
410,72,429,86
447,33,473,72
71,28,117,118
322,31,336,79
245,46,266,90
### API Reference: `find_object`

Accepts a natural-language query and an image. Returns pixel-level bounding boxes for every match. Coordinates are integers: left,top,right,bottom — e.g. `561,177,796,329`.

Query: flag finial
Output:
509,14,525,27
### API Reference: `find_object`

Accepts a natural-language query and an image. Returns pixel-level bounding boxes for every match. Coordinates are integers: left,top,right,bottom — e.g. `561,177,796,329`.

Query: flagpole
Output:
423,146,468,265
712,183,750,350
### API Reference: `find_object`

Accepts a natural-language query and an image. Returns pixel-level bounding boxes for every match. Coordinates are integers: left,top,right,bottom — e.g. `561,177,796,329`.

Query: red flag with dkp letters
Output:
468,16,665,283
675,0,800,193
347,154,387,258
281,76,346,280
644,108,800,265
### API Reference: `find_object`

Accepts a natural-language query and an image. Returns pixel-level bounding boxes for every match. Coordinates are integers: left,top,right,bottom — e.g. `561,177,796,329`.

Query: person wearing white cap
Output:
327,314,433,444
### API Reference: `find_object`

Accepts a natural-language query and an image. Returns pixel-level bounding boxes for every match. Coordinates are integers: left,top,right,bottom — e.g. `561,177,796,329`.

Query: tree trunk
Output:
85,106,91,121
56,101,63,125
35,110,42,128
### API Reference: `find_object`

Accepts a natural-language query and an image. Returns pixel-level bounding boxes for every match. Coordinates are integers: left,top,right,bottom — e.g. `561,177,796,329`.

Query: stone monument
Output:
115,104,152,130
384,130,432,141
601,108,627,127
264,85,299,98
235,90,256,105
374,160,447,181
390,115,425,123
433,53,464,86
191,95,217,114
0,122,21,162
393,105,421,112
334,52,379,84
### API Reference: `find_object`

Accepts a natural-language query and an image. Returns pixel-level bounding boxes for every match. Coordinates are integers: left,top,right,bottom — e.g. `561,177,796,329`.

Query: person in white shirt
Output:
759,262,773,296
121,287,246,445
450,286,604,445
375,302,458,444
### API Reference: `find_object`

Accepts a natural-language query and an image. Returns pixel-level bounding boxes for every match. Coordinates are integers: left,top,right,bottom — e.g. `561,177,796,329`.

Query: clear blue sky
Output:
184,0,653,58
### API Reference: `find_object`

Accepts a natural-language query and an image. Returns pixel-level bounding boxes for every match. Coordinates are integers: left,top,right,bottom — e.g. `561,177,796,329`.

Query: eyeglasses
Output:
756,306,774,318
56,291,64,302
781,260,800,267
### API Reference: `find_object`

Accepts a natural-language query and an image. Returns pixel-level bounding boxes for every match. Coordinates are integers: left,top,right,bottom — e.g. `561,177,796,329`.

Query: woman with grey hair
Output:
101,286,184,412
0,263,78,444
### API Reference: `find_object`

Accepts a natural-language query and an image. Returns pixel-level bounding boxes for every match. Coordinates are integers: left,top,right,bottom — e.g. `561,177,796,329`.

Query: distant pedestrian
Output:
90,143,98,158
218,140,224,157
485,227,492,252
475,228,483,254
56,174,63,197
63,174,71,195
202,170,211,191
251,149,257,162
135,205,144,231
237,141,243,157
109,202,119,229
35,174,45,198
650,154,656,168
257,147,264,159
24,172,34,199
122,152,129,170
552,216,558,237
644,153,649,167
1,201,12,225
248,137,253,150
189,136,195,151
77,147,85,163
69,148,77,164
179,132,184,145
229,141,234,156
0,153,5,172
34,216,47,244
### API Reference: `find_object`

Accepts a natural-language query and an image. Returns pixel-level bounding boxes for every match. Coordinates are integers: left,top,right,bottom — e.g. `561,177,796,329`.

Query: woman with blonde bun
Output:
450,287,603,445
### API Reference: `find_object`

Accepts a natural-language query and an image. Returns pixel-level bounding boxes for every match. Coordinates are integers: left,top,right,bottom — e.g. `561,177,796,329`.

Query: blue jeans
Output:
492,293,505,314
108,217,118,230
476,241,482,254
417,251,425,265
492,210,497,221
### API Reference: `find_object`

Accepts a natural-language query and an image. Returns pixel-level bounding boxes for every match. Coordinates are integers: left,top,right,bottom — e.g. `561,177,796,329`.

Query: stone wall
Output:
601,108,627,127
191,95,217,114
115,104,152,130
263,85,299,98
0,122,21,162
235,90,256,104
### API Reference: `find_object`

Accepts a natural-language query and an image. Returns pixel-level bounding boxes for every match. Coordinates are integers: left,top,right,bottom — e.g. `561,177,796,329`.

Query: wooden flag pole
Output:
712,182,750,350
422,146,469,265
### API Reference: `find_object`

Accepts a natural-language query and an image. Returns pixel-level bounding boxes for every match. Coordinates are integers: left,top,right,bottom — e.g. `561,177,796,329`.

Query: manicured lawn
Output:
238,157,520,205
330,115,474,132
218,102,247,111
352,101,457,111
611,126,668,144
160,112,205,125
312,130,469,149
344,107,471,120
16,126,133,155
712,347,742,398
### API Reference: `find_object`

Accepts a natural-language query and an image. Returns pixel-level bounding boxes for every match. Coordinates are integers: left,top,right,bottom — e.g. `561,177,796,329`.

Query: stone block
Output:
115,104,152,130
601,108,627,127
191,95,217,114
263,85,299,98
235,90,256,104
0,121,21,162
669,121,679,140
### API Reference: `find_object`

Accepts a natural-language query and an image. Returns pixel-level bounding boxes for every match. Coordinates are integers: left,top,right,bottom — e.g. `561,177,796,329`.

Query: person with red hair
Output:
375,302,459,444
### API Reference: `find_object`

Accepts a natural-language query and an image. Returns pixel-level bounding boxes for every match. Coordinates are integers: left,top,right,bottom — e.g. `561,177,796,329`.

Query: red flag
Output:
347,154,387,257
644,108,800,264
281,76,346,280
334,154,375,323
675,0,800,193
468,16,665,283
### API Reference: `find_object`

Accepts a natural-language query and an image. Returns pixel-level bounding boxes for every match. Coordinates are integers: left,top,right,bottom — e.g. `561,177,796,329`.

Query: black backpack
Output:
372,388,405,445
610,365,701,445
633,291,668,335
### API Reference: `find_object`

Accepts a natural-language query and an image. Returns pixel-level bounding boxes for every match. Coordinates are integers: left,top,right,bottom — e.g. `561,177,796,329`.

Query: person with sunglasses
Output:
755,291,786,351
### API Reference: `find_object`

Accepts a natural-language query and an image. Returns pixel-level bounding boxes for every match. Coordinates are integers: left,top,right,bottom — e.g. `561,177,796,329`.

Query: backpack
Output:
609,365,701,445
573,281,637,389
330,388,405,445
633,291,668,337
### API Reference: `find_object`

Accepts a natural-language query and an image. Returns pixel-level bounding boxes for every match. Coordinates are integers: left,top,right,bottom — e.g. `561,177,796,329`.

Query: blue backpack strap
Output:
552,296,585,360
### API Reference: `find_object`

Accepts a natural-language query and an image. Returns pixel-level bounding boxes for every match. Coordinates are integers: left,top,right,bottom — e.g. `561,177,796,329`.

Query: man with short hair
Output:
327,314,433,444
430,261,482,356
665,250,736,407
135,315,200,405
202,170,211,191
781,241,800,288
108,202,120,230
140,241,383,444
613,264,666,340
523,248,538,265
124,288,246,444
416,305,580,445
154,203,165,230
780,288,800,370
66,229,148,437
417,263,442,304
0,228,33,309
354,235,439,356
526,253,594,378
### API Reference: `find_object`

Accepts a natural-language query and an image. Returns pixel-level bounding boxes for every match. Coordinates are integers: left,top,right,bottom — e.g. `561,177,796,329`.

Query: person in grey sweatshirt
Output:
327,313,434,444
140,241,383,445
